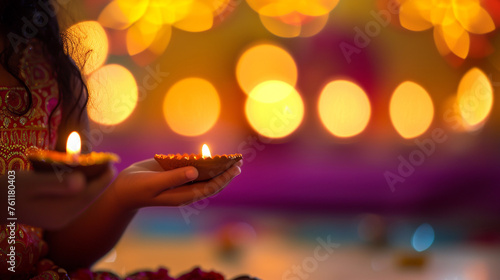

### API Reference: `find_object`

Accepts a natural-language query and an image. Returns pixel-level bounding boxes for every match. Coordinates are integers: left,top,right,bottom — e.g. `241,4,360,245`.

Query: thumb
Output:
135,166,199,195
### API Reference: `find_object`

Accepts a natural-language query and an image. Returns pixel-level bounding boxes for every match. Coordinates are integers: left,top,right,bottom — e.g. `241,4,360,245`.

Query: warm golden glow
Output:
390,81,434,139
246,0,339,17
202,144,212,159
98,0,230,63
245,80,304,139
66,131,81,157
236,44,297,94
318,80,371,138
399,0,495,59
247,0,338,38
173,1,214,32
126,18,158,55
87,64,138,126
441,20,470,59
457,68,494,129
163,78,221,137
259,13,329,38
399,0,433,31
98,0,149,30
453,1,495,34
65,21,109,75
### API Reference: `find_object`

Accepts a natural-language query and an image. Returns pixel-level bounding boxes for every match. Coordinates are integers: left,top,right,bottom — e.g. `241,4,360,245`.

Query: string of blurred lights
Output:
68,1,496,141
97,0,236,65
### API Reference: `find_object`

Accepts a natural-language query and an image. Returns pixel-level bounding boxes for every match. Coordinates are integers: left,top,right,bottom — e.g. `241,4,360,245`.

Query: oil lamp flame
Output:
202,144,211,159
66,131,81,159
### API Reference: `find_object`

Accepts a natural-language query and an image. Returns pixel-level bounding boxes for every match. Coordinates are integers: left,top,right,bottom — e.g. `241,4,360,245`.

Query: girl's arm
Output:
44,158,242,270
44,75,242,269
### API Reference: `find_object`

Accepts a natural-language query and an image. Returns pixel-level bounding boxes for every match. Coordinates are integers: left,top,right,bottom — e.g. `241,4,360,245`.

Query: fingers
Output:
17,170,86,196
127,158,164,172
128,166,199,195
153,164,241,206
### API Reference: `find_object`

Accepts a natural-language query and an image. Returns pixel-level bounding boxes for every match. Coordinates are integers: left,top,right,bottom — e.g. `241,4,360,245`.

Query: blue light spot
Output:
412,223,435,252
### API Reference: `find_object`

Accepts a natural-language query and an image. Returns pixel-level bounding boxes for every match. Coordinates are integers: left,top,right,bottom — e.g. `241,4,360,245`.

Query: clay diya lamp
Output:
28,131,119,180
154,144,242,182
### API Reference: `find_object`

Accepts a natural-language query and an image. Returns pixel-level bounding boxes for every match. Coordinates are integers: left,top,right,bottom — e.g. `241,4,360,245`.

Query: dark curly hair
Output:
0,0,89,147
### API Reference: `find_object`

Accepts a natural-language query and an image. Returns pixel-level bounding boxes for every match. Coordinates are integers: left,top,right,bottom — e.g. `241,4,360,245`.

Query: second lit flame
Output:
202,144,211,159
66,131,81,160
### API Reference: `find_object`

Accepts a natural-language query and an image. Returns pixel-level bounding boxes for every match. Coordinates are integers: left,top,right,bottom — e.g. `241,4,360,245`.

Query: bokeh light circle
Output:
173,1,214,32
318,80,371,138
236,44,297,94
457,67,494,129
87,64,138,125
65,21,109,75
390,81,434,139
98,0,149,30
246,0,339,17
411,223,435,252
259,13,329,38
163,78,221,136
245,80,304,138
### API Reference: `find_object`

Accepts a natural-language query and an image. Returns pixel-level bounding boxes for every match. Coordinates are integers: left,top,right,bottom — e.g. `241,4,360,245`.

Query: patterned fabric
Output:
0,41,65,279
0,41,61,174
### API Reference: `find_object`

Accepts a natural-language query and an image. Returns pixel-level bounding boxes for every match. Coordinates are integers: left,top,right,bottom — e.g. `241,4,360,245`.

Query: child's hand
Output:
109,158,242,211
1,166,115,230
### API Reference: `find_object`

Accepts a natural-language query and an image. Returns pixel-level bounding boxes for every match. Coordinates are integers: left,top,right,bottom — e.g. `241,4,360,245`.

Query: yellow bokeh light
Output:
147,25,173,55
260,13,329,38
390,81,434,139
65,21,108,75
163,78,221,136
399,0,433,31
98,0,149,30
248,0,337,38
245,80,304,139
247,0,339,17
399,0,496,59
173,1,214,32
260,14,300,38
156,0,194,25
98,0,231,64
457,68,494,129
441,20,470,59
126,19,160,56
318,80,371,138
452,0,495,34
433,27,451,56
236,44,297,94
125,5,173,58
87,64,138,126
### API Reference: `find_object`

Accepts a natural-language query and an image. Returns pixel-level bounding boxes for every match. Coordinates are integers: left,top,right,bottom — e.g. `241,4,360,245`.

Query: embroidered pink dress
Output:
0,42,67,279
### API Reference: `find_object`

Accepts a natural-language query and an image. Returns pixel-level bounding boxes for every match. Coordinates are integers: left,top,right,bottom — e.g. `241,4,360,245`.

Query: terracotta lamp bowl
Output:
154,153,243,182
28,150,119,180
